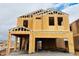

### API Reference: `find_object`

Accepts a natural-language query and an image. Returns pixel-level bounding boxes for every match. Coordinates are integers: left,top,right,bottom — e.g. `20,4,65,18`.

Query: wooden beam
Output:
14,37,18,51
21,37,25,50
19,37,22,50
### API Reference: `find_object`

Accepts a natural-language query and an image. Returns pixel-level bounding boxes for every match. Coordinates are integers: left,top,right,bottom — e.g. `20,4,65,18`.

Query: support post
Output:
21,37,25,50
14,37,18,51
68,33,75,54
20,37,22,51
32,36,35,53
28,33,35,54
25,39,27,51
19,37,22,50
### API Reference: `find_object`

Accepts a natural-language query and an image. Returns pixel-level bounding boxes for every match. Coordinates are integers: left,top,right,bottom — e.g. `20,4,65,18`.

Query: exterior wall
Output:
17,14,69,32
70,22,77,34
16,13,74,54
74,37,79,50
42,14,69,31
56,38,65,49
29,31,74,54
8,9,75,55
17,17,33,30
70,20,79,51
33,15,42,31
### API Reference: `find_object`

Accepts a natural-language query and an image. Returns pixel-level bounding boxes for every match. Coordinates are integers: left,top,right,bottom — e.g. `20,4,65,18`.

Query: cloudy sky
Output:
0,3,79,40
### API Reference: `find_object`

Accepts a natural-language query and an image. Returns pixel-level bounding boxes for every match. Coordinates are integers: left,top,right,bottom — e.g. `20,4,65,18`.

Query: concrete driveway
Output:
9,51,74,56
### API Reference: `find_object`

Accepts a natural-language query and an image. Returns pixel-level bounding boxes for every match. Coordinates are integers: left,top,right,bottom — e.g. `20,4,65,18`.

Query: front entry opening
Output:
18,34,29,53
35,38,67,52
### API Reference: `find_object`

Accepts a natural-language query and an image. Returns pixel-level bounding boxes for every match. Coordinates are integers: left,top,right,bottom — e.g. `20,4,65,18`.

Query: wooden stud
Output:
14,37,18,51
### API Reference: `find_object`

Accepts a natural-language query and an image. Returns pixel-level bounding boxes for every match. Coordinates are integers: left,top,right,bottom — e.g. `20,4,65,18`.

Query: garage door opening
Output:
35,38,68,53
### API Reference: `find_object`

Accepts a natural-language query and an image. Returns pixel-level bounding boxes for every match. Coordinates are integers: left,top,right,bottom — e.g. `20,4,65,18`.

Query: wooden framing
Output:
7,9,75,55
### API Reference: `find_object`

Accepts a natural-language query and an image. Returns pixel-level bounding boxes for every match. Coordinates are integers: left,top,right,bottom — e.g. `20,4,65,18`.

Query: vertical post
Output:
18,37,20,51
25,39,27,51
25,38,29,52
7,32,11,55
21,37,25,50
28,33,33,54
14,37,18,51
21,37,23,50
32,36,35,53
55,16,58,31
28,33,35,54
68,34,75,54
19,37,22,51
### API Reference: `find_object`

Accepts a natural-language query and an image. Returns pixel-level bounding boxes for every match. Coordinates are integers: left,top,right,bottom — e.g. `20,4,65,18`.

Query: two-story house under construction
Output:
7,9,75,55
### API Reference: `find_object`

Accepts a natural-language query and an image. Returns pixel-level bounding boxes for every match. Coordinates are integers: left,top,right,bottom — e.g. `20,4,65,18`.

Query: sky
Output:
0,3,79,40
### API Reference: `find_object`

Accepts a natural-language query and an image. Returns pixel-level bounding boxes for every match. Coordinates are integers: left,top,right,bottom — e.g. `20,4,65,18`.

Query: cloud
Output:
0,3,54,40
0,3,79,40
62,4,79,23
52,3,78,10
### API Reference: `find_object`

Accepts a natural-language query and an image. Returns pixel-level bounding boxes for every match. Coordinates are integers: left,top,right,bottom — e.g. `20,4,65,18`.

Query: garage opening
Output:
35,38,68,52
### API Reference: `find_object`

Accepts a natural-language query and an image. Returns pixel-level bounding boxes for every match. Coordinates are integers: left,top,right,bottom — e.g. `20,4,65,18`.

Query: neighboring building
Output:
0,40,6,56
7,8,75,55
70,19,79,51
0,40,5,48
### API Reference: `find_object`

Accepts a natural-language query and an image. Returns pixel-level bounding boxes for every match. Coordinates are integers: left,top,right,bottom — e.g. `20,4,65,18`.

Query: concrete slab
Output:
9,51,74,56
